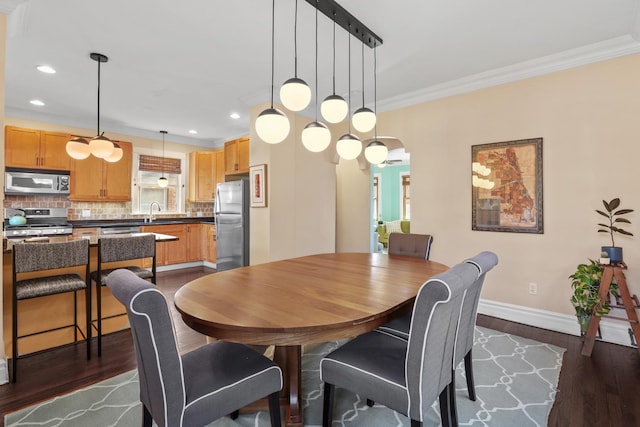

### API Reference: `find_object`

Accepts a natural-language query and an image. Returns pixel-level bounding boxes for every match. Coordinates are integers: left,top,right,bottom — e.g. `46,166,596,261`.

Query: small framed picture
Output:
250,164,268,208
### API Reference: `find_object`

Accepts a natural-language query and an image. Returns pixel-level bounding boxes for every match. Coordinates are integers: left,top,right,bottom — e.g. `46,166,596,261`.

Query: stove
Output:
3,208,72,238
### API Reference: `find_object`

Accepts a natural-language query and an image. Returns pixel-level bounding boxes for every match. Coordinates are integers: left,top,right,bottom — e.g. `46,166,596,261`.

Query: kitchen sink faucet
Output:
148,201,161,223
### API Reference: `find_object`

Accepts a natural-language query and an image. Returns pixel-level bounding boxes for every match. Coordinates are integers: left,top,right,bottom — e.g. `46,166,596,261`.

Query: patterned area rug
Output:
5,327,564,427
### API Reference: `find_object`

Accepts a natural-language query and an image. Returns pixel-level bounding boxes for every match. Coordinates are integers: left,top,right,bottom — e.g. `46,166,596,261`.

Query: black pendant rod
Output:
90,53,108,135
304,0,382,48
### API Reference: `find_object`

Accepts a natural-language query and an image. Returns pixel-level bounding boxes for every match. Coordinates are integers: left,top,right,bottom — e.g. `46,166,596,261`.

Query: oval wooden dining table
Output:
174,252,449,427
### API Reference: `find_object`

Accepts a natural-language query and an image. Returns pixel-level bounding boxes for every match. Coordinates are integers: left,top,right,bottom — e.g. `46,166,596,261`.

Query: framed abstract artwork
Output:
471,138,543,233
250,164,267,208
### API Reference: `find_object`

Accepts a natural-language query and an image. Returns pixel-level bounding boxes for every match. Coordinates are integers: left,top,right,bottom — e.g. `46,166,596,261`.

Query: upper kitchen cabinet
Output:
69,140,132,201
189,151,214,202
224,137,249,175
5,126,71,170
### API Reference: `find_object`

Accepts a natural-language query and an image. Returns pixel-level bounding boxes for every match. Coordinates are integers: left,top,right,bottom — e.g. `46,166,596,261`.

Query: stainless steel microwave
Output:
5,168,70,195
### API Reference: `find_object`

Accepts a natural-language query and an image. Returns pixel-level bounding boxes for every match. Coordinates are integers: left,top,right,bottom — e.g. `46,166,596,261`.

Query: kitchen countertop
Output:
70,217,215,228
3,232,177,253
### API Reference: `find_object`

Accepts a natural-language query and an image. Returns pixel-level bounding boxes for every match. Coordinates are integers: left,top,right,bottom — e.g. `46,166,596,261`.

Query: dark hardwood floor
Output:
1,265,639,426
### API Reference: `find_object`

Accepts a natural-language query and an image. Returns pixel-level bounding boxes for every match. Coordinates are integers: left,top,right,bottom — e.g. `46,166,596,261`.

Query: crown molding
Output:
378,35,640,113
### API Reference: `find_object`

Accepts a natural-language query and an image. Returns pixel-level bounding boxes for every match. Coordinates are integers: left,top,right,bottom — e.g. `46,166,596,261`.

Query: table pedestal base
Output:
274,345,302,427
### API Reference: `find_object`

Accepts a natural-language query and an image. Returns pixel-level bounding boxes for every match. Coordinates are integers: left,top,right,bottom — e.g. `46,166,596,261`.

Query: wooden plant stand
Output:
582,263,640,356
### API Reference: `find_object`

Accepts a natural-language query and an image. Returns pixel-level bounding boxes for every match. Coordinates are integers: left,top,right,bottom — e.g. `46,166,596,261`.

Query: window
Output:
132,154,184,214
402,174,410,220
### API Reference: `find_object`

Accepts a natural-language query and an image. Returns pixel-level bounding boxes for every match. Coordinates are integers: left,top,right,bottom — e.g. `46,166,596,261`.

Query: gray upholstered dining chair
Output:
387,232,433,259
12,239,91,382
320,261,480,427
376,251,499,424
106,269,283,427
91,234,156,356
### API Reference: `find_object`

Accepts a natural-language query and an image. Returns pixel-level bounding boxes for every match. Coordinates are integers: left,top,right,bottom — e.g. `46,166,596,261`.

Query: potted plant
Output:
597,197,634,263
569,259,608,333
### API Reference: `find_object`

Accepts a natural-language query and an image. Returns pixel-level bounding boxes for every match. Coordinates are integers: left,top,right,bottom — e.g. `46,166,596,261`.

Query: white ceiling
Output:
2,0,640,148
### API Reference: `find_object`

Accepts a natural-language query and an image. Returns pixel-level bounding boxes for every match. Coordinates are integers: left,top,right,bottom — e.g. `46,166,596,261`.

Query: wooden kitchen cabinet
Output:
69,140,132,201
140,223,202,266
189,151,215,202
186,223,202,262
5,126,71,170
202,223,216,263
224,136,249,175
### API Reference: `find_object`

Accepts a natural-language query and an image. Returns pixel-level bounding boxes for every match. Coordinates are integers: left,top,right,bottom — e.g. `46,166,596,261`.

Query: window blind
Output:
139,155,181,174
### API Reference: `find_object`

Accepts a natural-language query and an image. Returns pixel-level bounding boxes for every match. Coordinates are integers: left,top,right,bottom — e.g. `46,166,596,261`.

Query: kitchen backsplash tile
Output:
4,196,214,220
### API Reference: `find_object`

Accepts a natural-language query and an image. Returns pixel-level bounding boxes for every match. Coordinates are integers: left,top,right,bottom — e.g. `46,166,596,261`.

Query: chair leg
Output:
267,391,281,427
230,410,239,420
410,420,422,427
86,280,92,360
449,370,459,427
438,385,453,427
12,292,18,383
464,350,476,401
322,383,335,427
97,280,102,357
73,290,78,342
366,398,374,407
142,404,153,427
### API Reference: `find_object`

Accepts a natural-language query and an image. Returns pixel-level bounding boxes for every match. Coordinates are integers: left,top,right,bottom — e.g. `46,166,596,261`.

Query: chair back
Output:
388,232,433,259
13,239,89,273
106,269,185,427
453,251,498,364
98,234,156,263
405,261,478,420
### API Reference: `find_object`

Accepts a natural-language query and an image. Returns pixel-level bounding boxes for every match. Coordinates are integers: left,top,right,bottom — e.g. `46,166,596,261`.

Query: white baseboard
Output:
0,357,8,385
478,299,637,348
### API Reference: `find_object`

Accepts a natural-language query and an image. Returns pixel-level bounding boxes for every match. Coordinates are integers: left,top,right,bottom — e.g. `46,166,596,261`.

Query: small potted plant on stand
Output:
597,197,634,263
569,259,608,334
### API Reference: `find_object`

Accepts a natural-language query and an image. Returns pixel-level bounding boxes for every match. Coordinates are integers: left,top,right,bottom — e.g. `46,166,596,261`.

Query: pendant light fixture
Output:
301,0,331,152
256,0,290,144
104,142,123,163
88,53,115,159
320,11,348,124
158,130,168,188
365,45,388,165
280,0,311,112
65,136,91,160
336,25,362,161
352,37,376,133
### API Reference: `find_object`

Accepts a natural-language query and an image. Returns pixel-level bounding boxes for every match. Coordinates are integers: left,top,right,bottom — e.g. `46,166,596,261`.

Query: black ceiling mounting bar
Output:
304,0,383,48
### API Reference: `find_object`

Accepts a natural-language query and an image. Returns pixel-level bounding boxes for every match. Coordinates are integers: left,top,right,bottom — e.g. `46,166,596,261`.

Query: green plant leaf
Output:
614,218,631,224
618,229,634,236
613,209,634,216
596,210,609,218
608,198,621,211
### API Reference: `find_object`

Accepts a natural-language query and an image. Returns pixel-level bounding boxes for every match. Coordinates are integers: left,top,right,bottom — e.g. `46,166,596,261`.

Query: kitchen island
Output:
2,232,176,357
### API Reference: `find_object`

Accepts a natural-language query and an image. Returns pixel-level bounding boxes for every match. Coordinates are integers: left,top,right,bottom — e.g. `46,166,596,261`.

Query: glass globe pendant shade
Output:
65,137,91,160
336,133,362,160
104,144,123,163
280,77,311,112
157,176,169,188
302,121,331,153
255,107,290,144
352,107,376,133
321,94,348,123
364,140,388,164
89,134,115,158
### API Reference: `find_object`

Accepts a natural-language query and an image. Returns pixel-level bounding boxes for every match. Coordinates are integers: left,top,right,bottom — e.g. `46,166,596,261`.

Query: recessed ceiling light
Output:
230,113,240,119
188,130,198,135
36,65,56,74
30,99,45,106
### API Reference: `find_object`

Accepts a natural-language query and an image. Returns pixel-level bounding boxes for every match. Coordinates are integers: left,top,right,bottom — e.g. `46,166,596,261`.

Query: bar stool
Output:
12,239,91,382
91,234,156,356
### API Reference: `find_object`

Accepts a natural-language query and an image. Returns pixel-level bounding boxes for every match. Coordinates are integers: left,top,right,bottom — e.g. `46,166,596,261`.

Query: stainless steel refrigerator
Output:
214,178,250,271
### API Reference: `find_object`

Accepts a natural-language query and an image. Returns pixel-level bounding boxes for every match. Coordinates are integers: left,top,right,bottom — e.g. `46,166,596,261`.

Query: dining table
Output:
173,252,449,426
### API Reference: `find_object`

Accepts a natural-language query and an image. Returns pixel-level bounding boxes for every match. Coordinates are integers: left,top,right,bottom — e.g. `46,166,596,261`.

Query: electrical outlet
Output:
81,209,91,218
529,282,537,295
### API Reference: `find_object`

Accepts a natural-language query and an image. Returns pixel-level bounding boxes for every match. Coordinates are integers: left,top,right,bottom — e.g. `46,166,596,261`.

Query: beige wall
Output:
338,53,640,317
249,103,337,265
0,13,7,365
